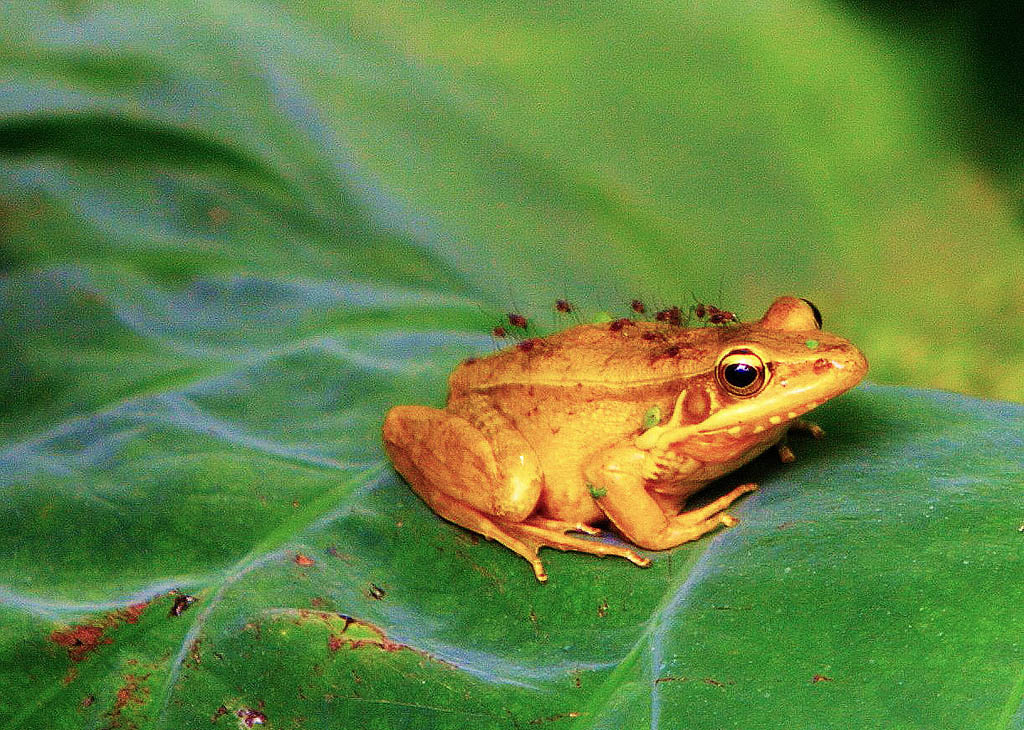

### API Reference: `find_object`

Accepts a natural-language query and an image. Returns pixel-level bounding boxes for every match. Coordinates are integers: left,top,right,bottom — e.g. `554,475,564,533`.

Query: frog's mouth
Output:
697,397,825,438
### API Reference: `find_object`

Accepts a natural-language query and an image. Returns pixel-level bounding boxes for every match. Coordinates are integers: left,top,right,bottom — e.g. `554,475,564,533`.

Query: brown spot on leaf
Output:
169,594,197,617
211,704,228,722
294,553,315,567
107,673,151,728
81,694,95,708
236,707,267,727
50,601,151,663
654,675,688,684
703,677,729,687
811,674,833,683
51,625,112,662
597,600,608,618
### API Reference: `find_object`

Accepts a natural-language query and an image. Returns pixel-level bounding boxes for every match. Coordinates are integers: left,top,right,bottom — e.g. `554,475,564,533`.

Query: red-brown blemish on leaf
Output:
106,673,151,728
62,666,79,685
811,674,833,683
81,694,95,708
294,553,315,567
125,603,147,623
211,704,228,722
654,675,688,684
50,625,112,662
236,707,267,727
49,601,151,663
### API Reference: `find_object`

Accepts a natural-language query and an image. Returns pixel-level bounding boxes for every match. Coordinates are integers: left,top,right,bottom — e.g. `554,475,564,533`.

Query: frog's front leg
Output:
584,447,755,551
383,396,647,581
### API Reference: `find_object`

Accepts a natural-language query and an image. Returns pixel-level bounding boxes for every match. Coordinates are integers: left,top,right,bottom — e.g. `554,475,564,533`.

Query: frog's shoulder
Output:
450,321,724,393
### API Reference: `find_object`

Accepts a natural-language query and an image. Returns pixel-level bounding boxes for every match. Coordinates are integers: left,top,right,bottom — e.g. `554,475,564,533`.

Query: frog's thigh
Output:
382,403,541,521
584,447,754,551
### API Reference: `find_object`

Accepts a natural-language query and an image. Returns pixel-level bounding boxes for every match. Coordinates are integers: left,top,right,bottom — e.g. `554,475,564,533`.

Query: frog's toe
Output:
505,522,649,571
777,443,796,463
792,418,826,439
526,516,601,536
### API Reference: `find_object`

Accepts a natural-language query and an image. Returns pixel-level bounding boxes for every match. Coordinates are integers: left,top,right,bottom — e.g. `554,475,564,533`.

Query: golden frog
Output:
383,296,867,581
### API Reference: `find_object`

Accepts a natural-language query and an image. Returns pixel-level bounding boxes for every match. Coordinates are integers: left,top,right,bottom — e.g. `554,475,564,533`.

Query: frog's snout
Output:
816,344,868,391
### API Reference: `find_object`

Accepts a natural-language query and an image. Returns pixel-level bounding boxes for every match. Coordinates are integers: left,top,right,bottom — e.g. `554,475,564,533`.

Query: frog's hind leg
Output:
383,403,550,577
382,403,648,581
382,403,542,522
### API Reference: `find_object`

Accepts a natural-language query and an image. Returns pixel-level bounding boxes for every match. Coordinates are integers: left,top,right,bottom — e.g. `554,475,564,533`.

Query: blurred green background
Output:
2,0,1023,406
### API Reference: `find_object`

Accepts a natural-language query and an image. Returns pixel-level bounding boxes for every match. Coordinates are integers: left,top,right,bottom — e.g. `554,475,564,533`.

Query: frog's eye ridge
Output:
716,350,768,397
800,298,823,329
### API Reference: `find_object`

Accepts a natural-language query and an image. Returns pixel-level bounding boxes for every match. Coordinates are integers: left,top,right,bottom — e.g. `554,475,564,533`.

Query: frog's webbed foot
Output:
778,419,825,463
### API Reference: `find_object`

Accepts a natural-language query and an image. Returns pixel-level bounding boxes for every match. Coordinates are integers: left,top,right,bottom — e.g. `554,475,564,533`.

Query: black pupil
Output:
724,362,758,389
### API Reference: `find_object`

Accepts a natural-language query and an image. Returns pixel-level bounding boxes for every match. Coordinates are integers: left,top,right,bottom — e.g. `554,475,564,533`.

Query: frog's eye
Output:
799,298,823,329
716,350,768,397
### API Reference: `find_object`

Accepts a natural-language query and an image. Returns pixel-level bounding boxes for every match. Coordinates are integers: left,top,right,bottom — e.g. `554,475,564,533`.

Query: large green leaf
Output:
2,1,1023,729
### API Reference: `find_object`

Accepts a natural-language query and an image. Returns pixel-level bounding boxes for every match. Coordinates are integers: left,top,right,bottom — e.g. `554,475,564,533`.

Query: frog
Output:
382,296,867,581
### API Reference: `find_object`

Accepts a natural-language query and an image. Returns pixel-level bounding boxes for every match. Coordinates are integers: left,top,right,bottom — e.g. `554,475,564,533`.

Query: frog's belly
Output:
535,455,605,523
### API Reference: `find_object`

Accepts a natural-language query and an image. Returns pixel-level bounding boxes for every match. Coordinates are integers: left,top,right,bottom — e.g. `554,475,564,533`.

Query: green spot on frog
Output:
587,483,607,499
805,339,819,349
642,406,661,430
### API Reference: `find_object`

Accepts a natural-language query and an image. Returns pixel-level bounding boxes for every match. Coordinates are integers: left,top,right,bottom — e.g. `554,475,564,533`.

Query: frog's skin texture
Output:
383,297,868,581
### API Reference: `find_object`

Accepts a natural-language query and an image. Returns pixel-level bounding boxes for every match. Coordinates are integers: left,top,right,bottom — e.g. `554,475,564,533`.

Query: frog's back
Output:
449,320,720,397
